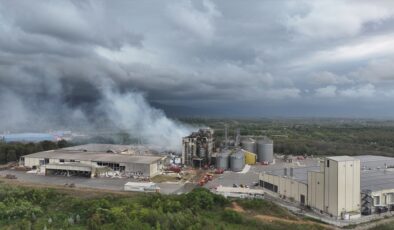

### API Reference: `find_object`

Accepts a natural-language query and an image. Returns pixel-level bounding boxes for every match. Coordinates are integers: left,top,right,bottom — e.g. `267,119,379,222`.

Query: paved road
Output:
0,169,184,194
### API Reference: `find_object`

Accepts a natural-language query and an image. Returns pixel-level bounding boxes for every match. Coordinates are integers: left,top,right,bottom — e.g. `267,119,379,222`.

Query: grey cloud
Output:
0,0,394,130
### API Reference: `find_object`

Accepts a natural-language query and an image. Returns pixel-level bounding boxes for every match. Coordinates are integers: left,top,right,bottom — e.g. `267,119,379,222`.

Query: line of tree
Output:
0,140,70,164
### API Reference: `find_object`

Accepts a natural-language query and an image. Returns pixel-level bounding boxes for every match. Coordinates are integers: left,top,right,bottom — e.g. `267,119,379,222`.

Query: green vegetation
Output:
0,185,327,230
0,140,70,164
369,221,394,230
182,118,394,157
237,199,295,220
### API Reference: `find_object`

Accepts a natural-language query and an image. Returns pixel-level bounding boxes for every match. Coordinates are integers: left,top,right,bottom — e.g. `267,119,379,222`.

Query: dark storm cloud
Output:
1,0,394,127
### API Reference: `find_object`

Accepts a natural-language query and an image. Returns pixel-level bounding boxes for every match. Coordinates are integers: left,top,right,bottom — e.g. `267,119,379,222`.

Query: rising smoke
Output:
0,81,193,151
0,1,196,151
99,86,193,151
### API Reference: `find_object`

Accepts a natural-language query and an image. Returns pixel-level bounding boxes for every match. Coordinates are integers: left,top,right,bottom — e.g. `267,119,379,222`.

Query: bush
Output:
221,210,243,224
237,199,294,219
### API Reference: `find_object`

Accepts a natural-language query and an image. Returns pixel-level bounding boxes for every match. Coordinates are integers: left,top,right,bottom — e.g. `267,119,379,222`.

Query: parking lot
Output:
204,157,320,190
0,169,188,195
0,157,319,195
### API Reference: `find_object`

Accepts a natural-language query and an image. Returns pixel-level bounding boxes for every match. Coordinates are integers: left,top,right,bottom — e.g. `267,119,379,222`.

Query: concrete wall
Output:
324,158,360,217
259,173,307,204
24,157,41,168
325,159,338,216
308,171,325,211
23,156,158,177
149,162,158,177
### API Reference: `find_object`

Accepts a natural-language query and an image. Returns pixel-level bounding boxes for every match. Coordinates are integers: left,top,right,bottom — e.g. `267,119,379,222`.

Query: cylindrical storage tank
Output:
244,151,257,165
216,152,230,170
257,138,274,163
241,139,256,153
230,151,245,172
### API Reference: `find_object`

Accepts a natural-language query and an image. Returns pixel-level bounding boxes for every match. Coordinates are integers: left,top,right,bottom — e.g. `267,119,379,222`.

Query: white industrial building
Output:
259,155,394,219
20,144,166,178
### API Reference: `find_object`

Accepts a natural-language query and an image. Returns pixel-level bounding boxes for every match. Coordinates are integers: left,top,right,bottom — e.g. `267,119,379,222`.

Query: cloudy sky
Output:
1,0,394,123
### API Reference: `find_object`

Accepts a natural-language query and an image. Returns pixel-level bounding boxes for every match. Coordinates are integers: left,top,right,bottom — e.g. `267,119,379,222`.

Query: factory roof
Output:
326,156,357,162
263,155,394,192
24,145,164,164
264,165,319,184
62,143,159,155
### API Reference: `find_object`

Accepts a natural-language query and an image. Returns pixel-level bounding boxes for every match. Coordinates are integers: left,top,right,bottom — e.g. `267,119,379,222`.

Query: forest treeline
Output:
181,118,394,157
0,185,326,230
0,140,69,164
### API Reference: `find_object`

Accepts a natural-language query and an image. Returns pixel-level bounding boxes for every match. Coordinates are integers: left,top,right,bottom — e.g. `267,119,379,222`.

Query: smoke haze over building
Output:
2,0,394,144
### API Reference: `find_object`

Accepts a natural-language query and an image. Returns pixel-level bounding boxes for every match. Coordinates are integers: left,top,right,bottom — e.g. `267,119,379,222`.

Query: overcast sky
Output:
2,0,394,121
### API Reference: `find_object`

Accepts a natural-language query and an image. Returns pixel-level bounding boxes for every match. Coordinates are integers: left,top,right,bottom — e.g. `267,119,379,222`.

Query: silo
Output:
244,151,257,165
257,138,274,163
241,138,256,154
216,151,230,170
230,151,245,172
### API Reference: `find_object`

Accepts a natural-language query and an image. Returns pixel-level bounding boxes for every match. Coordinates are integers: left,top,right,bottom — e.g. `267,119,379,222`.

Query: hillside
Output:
0,183,328,230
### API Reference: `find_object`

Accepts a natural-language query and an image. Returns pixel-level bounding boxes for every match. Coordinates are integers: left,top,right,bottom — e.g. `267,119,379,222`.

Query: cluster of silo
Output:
216,150,245,172
257,138,274,163
241,136,273,163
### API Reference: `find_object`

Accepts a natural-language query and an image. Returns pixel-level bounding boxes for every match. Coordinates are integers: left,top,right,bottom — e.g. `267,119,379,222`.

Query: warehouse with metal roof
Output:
259,155,394,219
20,144,167,178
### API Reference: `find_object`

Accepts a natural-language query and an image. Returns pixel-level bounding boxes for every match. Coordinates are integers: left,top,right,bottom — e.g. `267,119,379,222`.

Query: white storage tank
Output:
241,138,256,154
216,151,230,170
230,151,245,172
257,138,273,163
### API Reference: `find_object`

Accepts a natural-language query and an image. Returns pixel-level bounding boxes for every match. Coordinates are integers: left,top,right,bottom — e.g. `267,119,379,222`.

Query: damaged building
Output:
20,144,167,178
182,128,214,167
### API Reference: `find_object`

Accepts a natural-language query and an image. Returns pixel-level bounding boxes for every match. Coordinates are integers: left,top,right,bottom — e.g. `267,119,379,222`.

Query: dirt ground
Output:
151,174,180,183
230,202,336,229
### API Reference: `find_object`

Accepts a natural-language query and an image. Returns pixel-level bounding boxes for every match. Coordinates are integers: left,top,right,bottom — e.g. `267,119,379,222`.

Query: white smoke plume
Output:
0,81,194,152
99,87,193,151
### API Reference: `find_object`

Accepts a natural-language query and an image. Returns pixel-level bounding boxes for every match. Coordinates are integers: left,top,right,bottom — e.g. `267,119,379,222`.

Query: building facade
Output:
21,144,166,178
260,156,361,219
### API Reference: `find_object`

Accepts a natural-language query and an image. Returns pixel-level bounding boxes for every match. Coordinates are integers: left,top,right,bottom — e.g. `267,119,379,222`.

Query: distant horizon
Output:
2,1,394,138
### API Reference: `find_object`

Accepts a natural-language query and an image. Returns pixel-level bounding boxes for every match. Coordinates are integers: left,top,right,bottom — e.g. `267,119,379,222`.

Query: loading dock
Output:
45,163,94,178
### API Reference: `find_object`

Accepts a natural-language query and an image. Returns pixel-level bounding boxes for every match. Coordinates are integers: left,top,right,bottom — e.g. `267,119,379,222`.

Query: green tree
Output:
57,140,68,148
6,149,17,162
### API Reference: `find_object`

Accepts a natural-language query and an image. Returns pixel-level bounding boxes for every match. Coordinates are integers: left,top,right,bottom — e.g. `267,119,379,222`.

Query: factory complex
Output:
259,155,394,219
21,144,166,178
182,128,275,173
11,127,394,224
